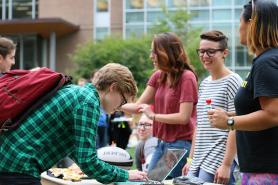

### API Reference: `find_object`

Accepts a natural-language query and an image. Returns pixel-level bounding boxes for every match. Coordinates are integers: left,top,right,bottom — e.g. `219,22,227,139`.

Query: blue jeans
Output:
148,139,191,178
188,168,214,182
188,160,237,185
0,172,41,185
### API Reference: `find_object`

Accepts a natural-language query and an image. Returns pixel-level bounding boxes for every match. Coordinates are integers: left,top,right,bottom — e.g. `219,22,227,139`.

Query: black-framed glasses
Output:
118,91,127,109
137,122,152,129
196,48,224,57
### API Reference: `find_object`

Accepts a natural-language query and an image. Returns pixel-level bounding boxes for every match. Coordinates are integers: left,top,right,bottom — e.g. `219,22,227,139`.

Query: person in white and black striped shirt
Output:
182,30,242,185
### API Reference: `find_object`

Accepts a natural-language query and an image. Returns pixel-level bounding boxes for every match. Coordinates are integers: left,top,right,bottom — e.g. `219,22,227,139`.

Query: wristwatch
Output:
227,117,235,130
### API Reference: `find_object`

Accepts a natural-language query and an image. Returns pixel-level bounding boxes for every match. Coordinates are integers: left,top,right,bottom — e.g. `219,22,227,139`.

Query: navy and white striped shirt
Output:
190,73,242,175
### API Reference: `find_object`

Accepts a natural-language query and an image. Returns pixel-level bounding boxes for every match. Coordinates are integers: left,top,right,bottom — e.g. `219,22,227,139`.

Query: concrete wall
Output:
111,0,123,37
38,0,94,73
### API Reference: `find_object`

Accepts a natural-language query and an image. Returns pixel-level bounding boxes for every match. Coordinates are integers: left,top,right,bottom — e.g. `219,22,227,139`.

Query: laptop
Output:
114,148,187,185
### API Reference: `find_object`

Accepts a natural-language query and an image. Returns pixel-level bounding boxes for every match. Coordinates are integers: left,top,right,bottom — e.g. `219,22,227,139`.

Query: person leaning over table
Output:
208,0,278,184
0,63,147,185
0,37,16,76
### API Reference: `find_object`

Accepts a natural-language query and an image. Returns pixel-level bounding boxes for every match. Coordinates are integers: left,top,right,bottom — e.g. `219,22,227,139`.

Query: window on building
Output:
126,12,144,23
97,0,108,12
147,11,165,23
147,0,165,9
8,35,42,70
212,9,232,20
190,10,209,21
126,0,144,9
168,0,188,8
12,0,34,19
95,27,109,40
190,23,209,32
94,0,110,40
235,0,246,6
22,35,41,69
126,25,144,38
212,23,232,41
0,0,37,19
0,2,2,19
211,0,231,6
1,0,9,19
188,0,210,7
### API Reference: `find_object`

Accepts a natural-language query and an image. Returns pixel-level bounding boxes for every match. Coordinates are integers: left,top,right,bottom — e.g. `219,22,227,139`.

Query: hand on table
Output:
128,170,148,181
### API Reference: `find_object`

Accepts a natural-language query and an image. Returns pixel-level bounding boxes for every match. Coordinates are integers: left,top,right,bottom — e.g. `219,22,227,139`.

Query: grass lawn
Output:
126,147,137,170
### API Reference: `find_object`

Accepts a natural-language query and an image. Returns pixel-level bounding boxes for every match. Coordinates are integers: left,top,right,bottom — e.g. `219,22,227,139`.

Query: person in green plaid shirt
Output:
0,63,147,185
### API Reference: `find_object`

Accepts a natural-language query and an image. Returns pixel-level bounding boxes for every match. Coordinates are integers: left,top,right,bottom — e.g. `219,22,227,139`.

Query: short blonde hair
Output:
92,63,138,99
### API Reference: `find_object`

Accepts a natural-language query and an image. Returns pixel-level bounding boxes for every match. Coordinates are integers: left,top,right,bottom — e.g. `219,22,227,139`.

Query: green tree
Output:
149,8,204,78
71,8,205,94
71,37,153,93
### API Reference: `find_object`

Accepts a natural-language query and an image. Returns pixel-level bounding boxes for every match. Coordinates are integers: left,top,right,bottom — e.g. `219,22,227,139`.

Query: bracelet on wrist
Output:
187,157,193,164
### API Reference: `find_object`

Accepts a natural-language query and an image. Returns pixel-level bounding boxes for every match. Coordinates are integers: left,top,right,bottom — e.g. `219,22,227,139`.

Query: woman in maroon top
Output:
122,32,198,178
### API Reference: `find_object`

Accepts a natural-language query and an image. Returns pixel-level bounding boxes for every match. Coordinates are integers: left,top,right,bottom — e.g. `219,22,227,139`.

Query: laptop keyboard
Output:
141,180,164,185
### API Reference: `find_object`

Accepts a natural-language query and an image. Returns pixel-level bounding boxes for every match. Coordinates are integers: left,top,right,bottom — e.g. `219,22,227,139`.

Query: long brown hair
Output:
152,32,197,87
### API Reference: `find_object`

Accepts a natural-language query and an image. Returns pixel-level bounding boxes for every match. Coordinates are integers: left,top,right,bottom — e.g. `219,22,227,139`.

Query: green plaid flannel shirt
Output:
0,83,128,184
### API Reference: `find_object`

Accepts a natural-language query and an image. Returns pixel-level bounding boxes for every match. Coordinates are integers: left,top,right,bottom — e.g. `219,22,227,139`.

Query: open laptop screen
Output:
147,148,187,182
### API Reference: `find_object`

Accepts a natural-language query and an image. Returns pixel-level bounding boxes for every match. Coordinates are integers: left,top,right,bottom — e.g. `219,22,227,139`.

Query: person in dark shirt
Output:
208,1,278,184
0,37,16,75
109,111,132,149
0,63,147,185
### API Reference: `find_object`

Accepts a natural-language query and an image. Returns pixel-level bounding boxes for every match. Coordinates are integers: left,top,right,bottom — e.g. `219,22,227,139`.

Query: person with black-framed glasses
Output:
196,48,225,58
0,63,148,185
182,30,242,185
135,112,158,173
